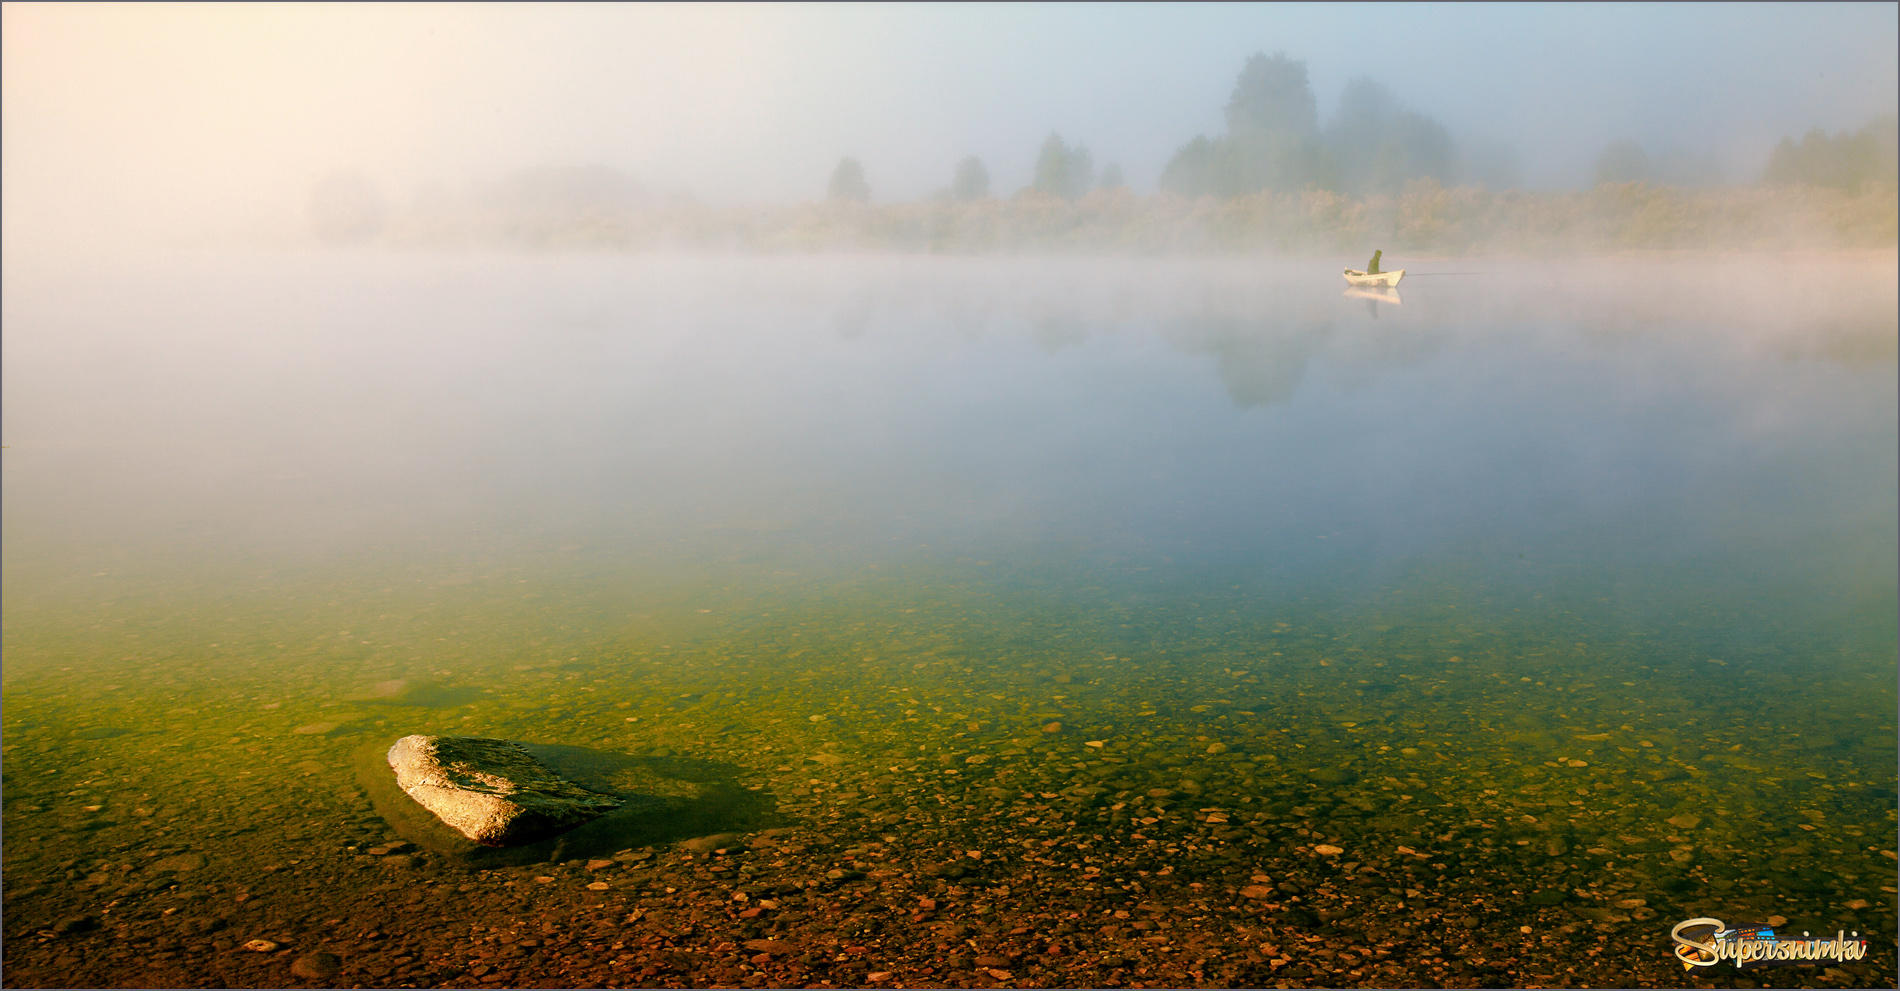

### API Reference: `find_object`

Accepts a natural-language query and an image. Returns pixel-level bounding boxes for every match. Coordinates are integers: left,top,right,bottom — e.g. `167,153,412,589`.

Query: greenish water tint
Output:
3,252,1894,986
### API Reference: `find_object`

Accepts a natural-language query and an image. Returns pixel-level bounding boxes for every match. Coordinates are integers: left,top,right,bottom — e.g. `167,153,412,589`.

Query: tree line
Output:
818,51,1896,206
308,50,1896,247
825,133,1123,206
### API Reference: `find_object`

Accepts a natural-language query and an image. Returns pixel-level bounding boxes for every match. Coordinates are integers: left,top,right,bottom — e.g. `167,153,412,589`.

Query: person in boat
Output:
1365,249,1383,275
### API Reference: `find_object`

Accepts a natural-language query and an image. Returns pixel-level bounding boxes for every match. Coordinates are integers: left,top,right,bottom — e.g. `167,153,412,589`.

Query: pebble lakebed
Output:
2,574,1893,989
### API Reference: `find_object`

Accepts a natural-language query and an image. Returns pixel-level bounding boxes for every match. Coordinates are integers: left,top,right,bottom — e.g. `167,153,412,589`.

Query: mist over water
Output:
3,247,1895,987
5,249,1893,662
5,4,1898,986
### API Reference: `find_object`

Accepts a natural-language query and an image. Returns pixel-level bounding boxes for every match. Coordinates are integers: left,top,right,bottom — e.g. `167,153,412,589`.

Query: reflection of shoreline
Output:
1162,286,1447,408
993,256,1895,368
802,254,1900,406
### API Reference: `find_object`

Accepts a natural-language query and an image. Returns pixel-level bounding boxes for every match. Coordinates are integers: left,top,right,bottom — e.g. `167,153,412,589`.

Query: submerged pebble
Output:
289,952,341,980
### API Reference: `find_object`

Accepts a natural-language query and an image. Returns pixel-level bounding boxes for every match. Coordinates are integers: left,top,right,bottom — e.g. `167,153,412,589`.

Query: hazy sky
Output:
4,2,1895,244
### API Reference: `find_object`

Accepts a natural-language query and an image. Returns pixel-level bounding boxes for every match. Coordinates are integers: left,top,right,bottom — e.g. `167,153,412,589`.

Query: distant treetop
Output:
1032,133,1095,200
1225,52,1318,138
1763,116,1898,191
951,156,991,201
828,157,871,203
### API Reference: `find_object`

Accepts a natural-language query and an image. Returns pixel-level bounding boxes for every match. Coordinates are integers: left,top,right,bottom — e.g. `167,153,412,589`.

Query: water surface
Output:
3,251,1894,987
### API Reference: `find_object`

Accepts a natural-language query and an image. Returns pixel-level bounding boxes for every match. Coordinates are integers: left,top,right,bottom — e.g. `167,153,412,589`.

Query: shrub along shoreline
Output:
371,181,1898,256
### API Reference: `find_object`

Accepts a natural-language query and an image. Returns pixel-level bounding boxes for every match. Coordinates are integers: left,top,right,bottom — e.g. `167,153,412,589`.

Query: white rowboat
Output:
1343,268,1404,287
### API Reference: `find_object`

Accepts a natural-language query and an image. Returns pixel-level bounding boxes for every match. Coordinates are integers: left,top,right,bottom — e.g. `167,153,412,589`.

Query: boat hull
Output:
1343,268,1404,287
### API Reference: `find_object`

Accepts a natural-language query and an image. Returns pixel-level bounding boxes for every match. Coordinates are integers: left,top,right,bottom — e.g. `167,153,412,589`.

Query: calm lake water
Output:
3,250,1894,988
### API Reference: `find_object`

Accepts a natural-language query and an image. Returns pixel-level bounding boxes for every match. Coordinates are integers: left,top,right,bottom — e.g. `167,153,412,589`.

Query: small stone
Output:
1239,885,1274,900
292,722,341,736
1205,742,1228,754
680,833,742,853
1665,814,1702,830
1313,844,1344,856
242,939,280,953
380,854,416,869
586,881,610,891
867,972,894,982
1844,898,1871,910
741,938,793,956
1084,740,1105,749
149,852,208,873
1041,722,1062,734
290,952,341,980
585,859,614,870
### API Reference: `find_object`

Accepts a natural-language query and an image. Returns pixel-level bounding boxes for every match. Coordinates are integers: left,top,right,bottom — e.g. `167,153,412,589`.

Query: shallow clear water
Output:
3,250,1894,987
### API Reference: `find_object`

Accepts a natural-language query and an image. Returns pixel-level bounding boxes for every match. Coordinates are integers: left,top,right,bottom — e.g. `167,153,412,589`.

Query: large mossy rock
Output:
386,735,622,846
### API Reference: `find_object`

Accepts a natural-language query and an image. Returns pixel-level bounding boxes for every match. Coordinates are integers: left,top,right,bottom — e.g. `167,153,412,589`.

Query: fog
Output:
7,10,1899,983
5,2,1896,252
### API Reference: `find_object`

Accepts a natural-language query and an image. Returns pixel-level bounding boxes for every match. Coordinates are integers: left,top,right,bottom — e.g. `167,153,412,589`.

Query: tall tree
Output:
1033,133,1095,200
828,157,871,203
950,156,991,200
1324,77,1458,195
1225,52,1319,138
1764,116,1898,190
1164,52,1329,196
1098,163,1126,190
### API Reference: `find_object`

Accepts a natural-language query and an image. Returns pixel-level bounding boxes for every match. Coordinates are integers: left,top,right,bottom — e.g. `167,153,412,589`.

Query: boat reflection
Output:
1344,286,1402,318
1343,286,1402,306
